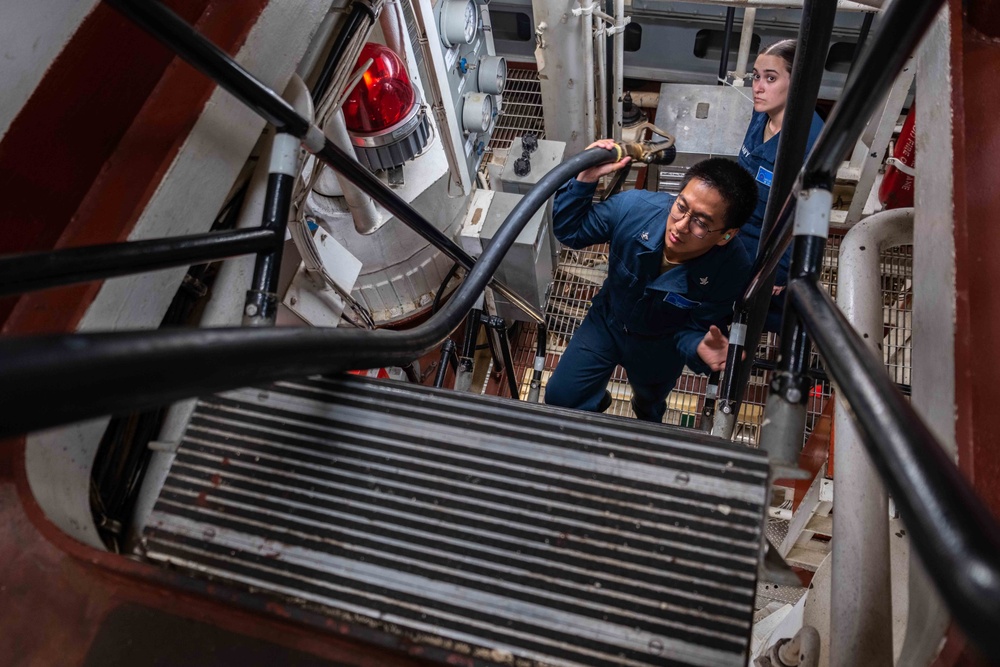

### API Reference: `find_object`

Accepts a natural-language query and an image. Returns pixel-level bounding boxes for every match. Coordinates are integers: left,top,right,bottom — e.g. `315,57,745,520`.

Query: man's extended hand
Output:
576,138,631,183
697,325,730,372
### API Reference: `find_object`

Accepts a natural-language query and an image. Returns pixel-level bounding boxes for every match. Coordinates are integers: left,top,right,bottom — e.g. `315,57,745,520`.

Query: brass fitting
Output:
616,121,677,165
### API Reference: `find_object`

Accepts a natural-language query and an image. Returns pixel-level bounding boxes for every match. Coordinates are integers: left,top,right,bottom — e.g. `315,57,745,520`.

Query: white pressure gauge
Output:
477,55,507,95
440,0,478,48
461,92,494,134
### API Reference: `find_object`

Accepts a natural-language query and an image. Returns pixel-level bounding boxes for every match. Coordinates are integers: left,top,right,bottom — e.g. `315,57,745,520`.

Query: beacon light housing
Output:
342,43,431,172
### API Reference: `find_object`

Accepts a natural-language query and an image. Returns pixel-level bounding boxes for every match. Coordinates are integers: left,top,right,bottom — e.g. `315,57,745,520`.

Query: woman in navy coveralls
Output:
545,151,758,422
738,39,825,330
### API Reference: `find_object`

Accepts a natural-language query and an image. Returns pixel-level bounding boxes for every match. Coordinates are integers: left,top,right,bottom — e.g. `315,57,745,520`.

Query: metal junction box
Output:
459,189,554,323
498,138,567,195
650,83,750,192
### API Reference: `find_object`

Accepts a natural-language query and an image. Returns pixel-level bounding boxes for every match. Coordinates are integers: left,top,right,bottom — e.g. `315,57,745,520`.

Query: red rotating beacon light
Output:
342,43,430,171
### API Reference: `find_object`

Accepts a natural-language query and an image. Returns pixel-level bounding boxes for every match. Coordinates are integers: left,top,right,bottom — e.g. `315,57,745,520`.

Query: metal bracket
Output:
604,16,632,36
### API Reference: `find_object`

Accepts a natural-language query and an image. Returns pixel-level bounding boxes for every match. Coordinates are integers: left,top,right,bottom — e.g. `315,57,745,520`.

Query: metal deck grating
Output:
482,67,545,169
509,234,913,445
490,70,914,440
144,375,770,667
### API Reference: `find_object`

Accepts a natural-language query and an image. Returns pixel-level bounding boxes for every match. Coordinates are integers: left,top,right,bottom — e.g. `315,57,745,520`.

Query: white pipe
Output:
296,10,339,81
579,3,595,145
379,0,406,65
324,110,381,234
531,0,589,155
831,207,914,667
612,0,624,141
733,8,757,85
594,15,607,139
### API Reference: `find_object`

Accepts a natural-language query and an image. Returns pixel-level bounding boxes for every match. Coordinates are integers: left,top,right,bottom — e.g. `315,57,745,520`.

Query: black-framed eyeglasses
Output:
670,197,724,239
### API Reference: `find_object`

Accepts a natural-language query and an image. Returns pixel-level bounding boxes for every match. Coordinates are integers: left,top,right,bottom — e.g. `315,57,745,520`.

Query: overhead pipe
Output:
612,0,625,140
322,109,381,234
296,10,339,85
733,8,757,84
594,6,608,138
379,0,406,62
0,145,617,438
574,2,596,146
101,0,543,326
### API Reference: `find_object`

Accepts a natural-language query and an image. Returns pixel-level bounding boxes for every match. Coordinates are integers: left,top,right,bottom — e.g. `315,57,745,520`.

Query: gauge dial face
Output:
441,0,477,48
462,1,477,43
462,92,494,134
478,56,507,95
480,93,493,129
495,58,507,92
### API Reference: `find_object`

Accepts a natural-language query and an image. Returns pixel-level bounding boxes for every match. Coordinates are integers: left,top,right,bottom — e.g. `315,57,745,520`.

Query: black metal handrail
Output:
0,0,544,328
0,146,616,439
712,0,1000,656
710,0,837,426
789,278,1000,658
103,0,544,327
715,0,945,422
740,0,939,310
0,228,277,297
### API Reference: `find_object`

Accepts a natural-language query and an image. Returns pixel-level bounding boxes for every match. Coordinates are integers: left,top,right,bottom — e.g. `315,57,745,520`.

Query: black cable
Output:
718,7,736,84
432,262,462,314
311,2,372,103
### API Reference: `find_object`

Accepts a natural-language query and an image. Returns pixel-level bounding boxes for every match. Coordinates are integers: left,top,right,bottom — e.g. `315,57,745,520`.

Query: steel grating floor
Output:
507,212,913,448
144,374,770,667
492,72,914,447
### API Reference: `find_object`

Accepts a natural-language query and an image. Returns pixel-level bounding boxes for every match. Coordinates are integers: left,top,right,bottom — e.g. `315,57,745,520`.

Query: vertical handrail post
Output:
712,0,838,438
758,187,833,468
243,132,298,326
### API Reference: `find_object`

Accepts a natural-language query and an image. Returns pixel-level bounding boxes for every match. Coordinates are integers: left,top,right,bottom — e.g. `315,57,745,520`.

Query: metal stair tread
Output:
144,374,770,667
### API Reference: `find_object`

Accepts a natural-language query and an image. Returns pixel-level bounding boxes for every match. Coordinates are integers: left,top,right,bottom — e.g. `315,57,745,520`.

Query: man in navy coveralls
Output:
544,141,758,422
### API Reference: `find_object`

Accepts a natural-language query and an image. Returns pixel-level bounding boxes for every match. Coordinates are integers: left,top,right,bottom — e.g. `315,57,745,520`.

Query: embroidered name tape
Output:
664,292,701,309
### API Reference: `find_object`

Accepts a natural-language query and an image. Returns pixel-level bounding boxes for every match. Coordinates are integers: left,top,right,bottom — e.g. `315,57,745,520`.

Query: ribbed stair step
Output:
143,374,769,667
